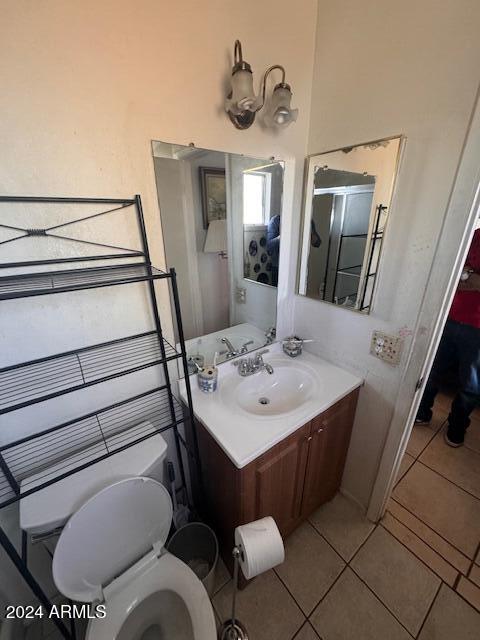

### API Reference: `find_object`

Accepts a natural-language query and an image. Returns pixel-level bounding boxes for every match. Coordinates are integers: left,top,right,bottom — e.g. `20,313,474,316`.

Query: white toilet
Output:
19,429,217,639
52,477,216,639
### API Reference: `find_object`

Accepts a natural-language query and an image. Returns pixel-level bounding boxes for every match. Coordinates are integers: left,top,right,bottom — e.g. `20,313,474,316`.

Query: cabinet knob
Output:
316,427,324,434
306,435,313,442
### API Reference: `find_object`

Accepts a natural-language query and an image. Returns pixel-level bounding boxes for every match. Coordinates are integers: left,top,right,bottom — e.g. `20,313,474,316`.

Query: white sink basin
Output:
224,359,317,416
178,342,362,468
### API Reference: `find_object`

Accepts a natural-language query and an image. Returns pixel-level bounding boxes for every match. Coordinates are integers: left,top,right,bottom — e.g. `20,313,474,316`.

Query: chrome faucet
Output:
220,337,238,358
239,340,254,354
265,326,276,344
232,349,274,376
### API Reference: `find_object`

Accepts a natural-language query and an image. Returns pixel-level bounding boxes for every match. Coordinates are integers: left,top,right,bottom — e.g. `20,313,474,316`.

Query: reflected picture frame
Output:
199,167,226,229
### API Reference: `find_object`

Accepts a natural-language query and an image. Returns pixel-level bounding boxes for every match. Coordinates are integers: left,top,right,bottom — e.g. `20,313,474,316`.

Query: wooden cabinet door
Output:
251,423,311,537
301,391,358,518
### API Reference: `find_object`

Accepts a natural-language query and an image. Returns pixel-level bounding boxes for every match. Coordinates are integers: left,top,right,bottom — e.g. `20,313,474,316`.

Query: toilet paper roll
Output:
234,516,284,580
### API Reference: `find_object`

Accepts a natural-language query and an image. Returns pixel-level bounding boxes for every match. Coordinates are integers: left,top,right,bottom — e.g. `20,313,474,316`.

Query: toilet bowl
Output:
52,477,216,640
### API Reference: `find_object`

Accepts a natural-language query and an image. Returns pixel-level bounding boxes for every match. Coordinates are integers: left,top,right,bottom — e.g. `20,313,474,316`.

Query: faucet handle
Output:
240,340,254,353
254,349,269,363
265,326,276,343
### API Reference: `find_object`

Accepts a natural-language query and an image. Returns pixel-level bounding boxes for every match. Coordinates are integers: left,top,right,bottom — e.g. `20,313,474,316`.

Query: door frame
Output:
367,87,480,522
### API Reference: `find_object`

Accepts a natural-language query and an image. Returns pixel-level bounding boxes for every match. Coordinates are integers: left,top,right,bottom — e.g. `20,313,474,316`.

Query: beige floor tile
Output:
309,493,375,561
387,498,471,574
275,521,345,615
465,416,480,453
395,453,415,486
381,513,458,586
435,391,454,414
457,577,480,613
293,622,321,640
310,568,411,640
393,462,480,559
214,608,222,633
420,430,480,499
350,526,440,636
471,564,480,587
406,409,447,458
406,426,436,458
407,424,436,458
213,556,231,595
213,570,304,640
418,583,480,639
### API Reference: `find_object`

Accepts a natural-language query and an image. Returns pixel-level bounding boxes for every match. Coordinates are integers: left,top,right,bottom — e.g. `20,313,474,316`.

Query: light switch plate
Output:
236,286,246,304
370,330,403,365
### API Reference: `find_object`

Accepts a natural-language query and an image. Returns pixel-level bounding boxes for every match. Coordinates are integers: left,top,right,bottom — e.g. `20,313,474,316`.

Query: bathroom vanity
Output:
178,344,362,572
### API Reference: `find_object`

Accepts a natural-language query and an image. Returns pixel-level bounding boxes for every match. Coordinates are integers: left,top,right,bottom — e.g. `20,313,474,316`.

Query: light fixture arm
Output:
234,40,243,65
258,65,287,109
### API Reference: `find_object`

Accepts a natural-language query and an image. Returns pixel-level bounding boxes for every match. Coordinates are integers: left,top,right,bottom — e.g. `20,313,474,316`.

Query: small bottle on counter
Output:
197,366,218,393
197,351,219,393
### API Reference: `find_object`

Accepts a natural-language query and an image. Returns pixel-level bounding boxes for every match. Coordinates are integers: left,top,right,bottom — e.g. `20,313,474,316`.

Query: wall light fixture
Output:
225,40,298,130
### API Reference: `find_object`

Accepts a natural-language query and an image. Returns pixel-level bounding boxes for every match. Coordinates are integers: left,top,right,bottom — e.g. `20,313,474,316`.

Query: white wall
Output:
296,0,480,509
0,0,317,603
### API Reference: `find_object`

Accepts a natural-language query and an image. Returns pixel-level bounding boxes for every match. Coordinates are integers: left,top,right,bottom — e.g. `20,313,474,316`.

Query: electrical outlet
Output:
236,286,246,304
370,330,403,365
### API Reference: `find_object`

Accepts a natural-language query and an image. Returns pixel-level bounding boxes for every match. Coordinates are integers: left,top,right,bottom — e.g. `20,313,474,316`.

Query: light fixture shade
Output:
225,69,258,115
204,219,227,253
263,84,298,128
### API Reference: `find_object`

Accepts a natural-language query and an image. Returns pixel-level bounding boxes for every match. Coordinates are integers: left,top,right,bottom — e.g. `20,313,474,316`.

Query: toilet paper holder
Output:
218,516,284,640
218,545,249,640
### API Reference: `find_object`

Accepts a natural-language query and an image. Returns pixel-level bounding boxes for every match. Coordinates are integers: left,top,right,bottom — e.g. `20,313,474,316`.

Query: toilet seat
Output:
87,551,216,640
52,477,216,640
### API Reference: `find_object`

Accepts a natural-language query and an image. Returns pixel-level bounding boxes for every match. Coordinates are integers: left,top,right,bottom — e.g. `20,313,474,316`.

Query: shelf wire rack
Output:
0,387,184,507
0,195,199,640
0,263,168,300
0,330,179,414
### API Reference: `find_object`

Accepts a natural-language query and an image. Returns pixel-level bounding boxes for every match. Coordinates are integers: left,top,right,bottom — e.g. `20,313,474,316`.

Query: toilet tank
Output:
20,424,168,536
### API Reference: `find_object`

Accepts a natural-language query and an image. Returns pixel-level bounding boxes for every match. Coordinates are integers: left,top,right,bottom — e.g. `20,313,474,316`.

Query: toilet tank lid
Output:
52,477,172,603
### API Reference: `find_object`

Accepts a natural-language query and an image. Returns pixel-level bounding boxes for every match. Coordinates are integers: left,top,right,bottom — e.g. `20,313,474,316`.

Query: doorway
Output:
368,90,480,524
386,226,480,609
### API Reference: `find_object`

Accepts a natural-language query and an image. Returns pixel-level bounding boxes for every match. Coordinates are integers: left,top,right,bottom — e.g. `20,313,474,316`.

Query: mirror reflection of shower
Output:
151,141,284,372
298,137,402,313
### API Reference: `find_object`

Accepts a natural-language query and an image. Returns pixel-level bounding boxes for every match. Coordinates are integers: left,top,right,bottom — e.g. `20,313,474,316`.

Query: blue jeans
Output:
418,319,480,434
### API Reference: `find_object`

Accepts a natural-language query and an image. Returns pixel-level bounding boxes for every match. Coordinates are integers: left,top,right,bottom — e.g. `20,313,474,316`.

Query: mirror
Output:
152,141,284,370
298,137,402,312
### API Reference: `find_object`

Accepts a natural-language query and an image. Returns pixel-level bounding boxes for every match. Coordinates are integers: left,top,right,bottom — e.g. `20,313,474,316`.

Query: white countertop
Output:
178,343,362,469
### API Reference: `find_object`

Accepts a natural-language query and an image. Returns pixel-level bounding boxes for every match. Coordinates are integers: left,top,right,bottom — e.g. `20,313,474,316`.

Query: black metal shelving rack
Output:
358,203,387,311
0,195,199,639
329,203,387,310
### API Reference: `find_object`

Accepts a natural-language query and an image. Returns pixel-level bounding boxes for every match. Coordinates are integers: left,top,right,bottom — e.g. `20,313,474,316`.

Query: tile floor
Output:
212,392,480,640
26,392,480,639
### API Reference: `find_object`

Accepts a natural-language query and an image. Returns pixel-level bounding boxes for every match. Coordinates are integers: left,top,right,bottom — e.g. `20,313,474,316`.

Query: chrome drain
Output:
258,397,270,405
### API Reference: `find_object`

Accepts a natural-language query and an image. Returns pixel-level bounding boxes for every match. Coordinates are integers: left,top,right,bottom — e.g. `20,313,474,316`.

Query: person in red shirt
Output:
416,228,480,446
